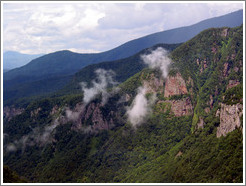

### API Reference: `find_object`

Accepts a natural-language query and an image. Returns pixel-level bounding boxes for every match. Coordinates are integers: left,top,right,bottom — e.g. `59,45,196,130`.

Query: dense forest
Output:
3,25,243,183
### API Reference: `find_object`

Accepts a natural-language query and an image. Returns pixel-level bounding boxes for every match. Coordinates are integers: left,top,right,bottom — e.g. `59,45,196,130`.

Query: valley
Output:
3,24,243,183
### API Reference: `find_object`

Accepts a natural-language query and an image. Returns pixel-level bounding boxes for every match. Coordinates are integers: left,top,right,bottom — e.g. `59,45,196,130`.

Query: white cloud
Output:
2,2,243,54
127,86,156,127
141,47,172,79
80,68,118,105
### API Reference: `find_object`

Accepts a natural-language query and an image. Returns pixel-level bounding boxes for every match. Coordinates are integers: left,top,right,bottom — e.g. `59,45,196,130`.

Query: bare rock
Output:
209,95,214,109
217,103,243,138
164,72,188,98
216,109,220,117
233,67,239,72
211,46,217,54
197,117,205,129
227,80,240,89
221,28,228,37
223,62,229,77
205,107,210,114
3,106,24,121
50,105,59,115
164,97,193,117
143,73,164,94
175,151,183,158
31,107,42,117
196,58,200,65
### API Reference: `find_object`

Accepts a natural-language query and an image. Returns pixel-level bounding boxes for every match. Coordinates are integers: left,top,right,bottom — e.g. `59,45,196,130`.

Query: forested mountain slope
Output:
3,43,180,106
3,25,243,183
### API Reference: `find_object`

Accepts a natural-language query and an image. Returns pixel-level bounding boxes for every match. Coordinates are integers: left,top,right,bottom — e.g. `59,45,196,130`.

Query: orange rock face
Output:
164,72,188,97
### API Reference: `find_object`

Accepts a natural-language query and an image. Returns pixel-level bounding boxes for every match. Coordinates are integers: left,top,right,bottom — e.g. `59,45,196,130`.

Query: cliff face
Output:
3,106,24,121
81,102,114,131
143,73,164,94
216,103,243,138
165,97,193,117
52,101,115,133
164,72,188,98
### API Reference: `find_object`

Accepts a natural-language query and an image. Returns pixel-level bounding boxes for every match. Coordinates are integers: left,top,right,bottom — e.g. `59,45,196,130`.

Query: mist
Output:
5,121,59,153
127,86,156,127
141,47,172,79
127,47,171,127
65,109,81,122
80,68,118,105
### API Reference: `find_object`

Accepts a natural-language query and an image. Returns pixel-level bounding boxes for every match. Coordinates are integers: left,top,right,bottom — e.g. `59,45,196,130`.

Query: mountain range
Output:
3,24,243,183
3,51,44,71
3,9,243,106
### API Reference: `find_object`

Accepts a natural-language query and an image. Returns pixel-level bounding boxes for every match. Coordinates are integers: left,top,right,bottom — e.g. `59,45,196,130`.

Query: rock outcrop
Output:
216,103,243,137
143,73,164,94
164,72,188,97
31,107,42,117
3,106,24,121
82,102,114,131
197,117,205,129
55,102,115,132
223,62,229,77
227,80,240,89
159,97,193,117
221,28,229,37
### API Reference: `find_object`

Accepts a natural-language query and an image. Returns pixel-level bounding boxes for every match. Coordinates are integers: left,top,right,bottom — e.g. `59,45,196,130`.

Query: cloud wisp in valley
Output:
80,68,118,105
127,47,172,127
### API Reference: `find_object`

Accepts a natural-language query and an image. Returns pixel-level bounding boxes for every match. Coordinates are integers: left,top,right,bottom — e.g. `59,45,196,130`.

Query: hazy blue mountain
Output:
4,9,243,82
3,69,10,73
3,51,44,70
3,43,180,106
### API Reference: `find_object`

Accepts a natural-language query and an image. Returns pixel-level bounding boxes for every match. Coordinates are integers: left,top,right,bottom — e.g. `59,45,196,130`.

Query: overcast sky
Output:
2,2,243,54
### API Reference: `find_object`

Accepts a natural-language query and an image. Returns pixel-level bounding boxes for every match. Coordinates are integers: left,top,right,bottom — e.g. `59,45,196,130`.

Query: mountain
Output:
3,25,243,183
3,10,243,106
3,51,44,70
4,9,243,82
3,43,180,107
57,43,181,96
3,69,10,73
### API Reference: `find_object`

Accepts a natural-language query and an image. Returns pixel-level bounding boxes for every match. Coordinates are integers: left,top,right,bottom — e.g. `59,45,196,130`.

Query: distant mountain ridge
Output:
3,51,44,70
3,25,243,183
3,43,180,106
4,9,243,82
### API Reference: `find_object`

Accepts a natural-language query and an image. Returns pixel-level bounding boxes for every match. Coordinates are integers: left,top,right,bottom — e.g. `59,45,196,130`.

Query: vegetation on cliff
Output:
3,25,243,183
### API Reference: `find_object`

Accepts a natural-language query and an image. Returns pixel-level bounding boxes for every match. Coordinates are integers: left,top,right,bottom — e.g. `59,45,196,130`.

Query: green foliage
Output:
223,84,243,105
3,165,28,183
3,25,243,183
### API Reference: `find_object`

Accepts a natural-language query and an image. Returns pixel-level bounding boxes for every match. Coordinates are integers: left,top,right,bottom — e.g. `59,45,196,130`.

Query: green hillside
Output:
3,25,243,183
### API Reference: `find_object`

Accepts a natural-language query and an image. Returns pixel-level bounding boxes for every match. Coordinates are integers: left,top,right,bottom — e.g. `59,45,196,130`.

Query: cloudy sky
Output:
2,2,243,54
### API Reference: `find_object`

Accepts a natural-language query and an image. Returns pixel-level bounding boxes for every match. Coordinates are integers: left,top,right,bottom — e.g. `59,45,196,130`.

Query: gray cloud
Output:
80,68,118,105
5,121,59,153
3,3,243,54
65,109,81,122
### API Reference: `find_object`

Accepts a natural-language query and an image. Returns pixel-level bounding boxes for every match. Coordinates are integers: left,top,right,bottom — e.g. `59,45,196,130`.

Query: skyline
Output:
2,1,244,54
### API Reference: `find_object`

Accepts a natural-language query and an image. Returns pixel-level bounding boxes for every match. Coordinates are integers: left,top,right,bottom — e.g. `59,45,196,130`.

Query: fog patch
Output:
5,121,59,153
127,86,156,127
80,69,118,105
141,47,172,79
65,109,81,122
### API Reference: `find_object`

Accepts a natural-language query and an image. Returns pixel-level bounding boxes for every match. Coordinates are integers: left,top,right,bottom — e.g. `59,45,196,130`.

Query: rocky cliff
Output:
216,103,243,138
164,72,188,97
3,106,24,121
